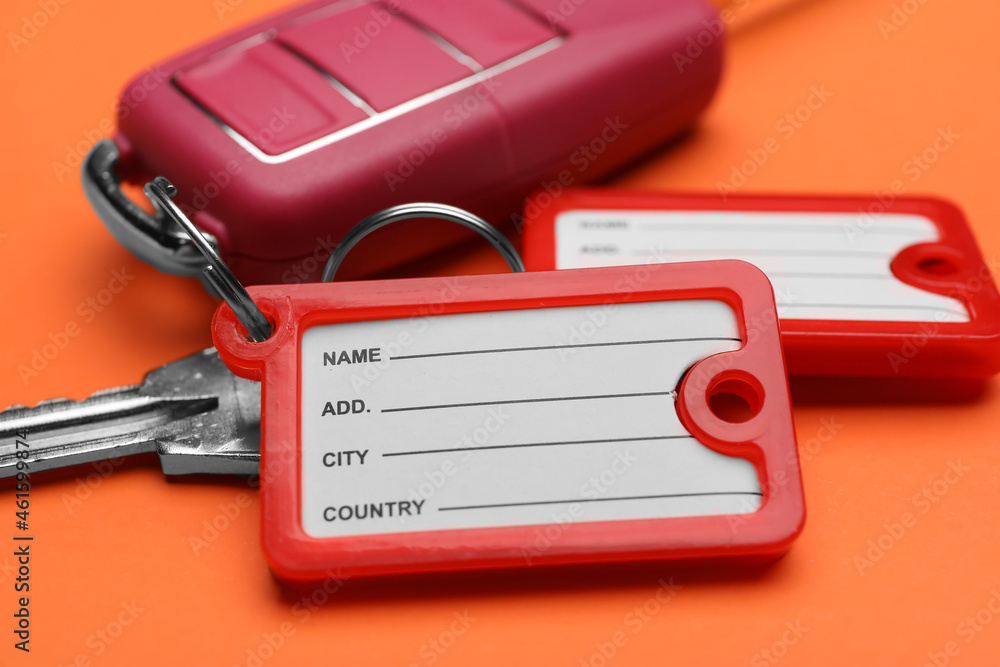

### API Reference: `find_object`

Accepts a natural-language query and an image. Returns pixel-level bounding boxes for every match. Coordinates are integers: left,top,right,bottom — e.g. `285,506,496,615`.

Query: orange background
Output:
2,0,1000,664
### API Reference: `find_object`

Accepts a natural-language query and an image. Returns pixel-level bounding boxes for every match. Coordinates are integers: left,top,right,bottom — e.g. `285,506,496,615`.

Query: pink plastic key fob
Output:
82,0,725,284
212,262,804,581
521,189,1000,378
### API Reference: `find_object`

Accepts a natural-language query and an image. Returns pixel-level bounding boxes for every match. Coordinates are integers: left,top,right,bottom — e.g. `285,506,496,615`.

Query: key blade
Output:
0,349,261,479
0,388,218,478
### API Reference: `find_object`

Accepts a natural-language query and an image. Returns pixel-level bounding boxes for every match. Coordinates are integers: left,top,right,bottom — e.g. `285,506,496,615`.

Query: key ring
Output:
143,179,523,342
321,203,524,282
144,177,273,343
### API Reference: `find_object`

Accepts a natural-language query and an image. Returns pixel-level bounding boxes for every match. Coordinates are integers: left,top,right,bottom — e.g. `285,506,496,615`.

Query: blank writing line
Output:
382,391,675,414
390,337,740,361
633,222,927,236
767,272,892,280
382,435,694,457
779,302,968,318
629,248,891,259
438,491,763,512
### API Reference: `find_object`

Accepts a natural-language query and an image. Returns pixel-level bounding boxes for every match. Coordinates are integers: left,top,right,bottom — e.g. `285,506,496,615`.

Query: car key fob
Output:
82,0,726,284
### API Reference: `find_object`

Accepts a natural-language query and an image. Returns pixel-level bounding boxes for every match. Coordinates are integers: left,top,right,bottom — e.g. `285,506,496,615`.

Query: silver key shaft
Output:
0,349,260,478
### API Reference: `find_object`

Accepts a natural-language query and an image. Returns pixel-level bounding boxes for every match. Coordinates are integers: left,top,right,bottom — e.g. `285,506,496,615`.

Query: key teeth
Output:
35,397,72,407
2,386,140,415
0,401,61,416
88,385,141,399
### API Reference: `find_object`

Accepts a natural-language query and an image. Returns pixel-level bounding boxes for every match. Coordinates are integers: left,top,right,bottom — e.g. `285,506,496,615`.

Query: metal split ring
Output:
144,177,273,343
321,202,524,282
144,179,523,343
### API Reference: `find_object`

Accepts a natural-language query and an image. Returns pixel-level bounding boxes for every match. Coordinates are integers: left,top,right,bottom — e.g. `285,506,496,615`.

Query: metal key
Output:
0,349,259,478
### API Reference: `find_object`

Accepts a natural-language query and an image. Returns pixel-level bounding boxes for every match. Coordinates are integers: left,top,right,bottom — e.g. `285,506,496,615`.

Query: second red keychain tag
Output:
521,189,1000,378
213,261,804,581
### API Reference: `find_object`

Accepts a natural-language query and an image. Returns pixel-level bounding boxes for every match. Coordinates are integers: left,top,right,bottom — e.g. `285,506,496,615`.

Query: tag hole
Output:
708,377,762,424
235,314,277,343
917,257,960,276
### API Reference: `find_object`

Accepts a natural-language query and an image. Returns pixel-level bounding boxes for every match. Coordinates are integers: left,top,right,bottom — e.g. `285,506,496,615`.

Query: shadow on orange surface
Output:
276,552,787,606
790,375,992,405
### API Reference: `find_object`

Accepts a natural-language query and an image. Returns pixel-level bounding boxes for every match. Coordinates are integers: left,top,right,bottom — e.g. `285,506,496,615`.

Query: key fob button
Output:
278,3,476,112
400,0,560,68
175,41,368,155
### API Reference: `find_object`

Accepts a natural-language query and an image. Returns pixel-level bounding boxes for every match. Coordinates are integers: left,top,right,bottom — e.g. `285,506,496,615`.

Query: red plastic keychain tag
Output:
212,262,804,581
521,189,1000,378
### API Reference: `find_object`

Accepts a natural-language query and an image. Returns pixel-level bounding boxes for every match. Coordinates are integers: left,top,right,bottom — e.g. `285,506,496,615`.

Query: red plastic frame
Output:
213,262,804,581
521,189,1000,378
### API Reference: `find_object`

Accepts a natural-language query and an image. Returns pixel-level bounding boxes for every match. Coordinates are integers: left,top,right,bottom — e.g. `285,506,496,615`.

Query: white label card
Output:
299,300,761,538
554,210,969,323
